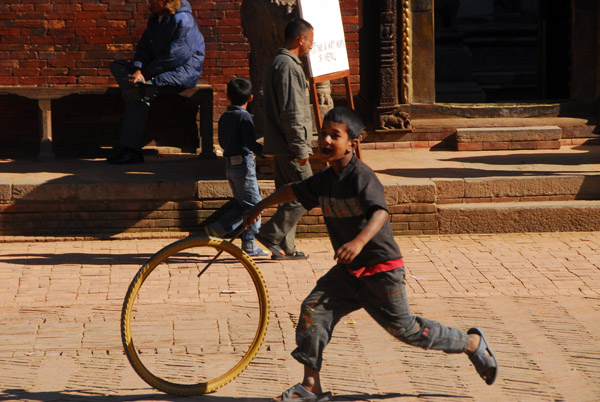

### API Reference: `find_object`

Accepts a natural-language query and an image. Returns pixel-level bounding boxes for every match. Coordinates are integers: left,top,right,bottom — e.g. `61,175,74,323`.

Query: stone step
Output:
433,175,600,203
438,200,600,234
456,125,562,151
3,172,600,237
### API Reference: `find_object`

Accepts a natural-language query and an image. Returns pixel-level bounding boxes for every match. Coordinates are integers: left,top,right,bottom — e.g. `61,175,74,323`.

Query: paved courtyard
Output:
0,231,599,401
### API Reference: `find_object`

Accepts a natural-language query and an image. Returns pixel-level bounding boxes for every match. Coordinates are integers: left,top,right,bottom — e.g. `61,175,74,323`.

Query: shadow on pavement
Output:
439,148,600,167
376,147,600,179
0,252,158,267
0,250,277,267
0,389,270,401
375,166,555,178
0,154,224,180
0,154,228,238
0,389,472,401
331,392,471,401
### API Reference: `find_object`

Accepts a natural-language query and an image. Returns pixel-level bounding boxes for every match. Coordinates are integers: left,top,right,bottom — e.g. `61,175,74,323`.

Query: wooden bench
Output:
0,84,215,161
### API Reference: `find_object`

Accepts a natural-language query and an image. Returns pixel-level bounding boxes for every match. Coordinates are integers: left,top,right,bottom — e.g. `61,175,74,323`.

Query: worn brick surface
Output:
0,232,599,401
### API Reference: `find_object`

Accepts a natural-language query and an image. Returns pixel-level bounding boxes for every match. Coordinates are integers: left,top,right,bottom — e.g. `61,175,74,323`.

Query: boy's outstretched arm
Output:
334,208,390,264
243,184,297,229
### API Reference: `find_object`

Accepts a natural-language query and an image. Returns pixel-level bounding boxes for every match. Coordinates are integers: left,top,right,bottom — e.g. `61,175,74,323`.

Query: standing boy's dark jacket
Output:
262,48,313,160
134,0,205,88
292,155,402,270
218,106,263,157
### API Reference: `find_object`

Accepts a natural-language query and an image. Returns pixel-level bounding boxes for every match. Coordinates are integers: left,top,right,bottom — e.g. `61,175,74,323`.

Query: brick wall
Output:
0,0,360,156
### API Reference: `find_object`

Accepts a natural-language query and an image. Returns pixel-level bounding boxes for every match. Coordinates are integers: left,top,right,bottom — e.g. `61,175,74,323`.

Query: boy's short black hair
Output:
284,18,314,43
227,77,252,106
322,107,363,140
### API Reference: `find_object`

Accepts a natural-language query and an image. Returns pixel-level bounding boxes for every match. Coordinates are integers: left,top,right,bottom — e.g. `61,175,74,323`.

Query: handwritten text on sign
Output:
298,0,350,78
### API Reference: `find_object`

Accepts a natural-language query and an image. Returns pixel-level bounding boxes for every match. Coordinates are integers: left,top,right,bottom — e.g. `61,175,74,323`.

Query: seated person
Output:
108,0,205,164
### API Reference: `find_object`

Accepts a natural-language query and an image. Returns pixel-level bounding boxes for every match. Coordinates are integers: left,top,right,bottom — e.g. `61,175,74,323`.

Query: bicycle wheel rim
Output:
121,236,269,396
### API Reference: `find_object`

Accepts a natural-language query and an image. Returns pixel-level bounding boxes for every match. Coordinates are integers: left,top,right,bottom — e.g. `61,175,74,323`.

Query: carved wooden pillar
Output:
399,0,412,104
411,0,435,103
376,0,399,107
373,0,412,133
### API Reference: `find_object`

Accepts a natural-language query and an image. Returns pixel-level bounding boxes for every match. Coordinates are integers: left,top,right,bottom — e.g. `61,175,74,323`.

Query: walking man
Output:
257,18,314,260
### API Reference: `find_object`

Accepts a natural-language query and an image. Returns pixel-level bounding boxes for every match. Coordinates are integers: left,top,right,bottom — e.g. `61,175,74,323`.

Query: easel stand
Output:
309,70,361,159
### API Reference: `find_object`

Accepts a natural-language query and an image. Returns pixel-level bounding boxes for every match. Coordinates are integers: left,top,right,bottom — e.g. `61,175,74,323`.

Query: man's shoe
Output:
271,251,308,260
107,147,144,165
255,234,286,259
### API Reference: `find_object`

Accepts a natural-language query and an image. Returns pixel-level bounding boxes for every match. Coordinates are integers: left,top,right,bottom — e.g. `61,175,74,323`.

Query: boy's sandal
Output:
467,327,498,385
255,234,286,259
244,247,269,257
271,251,308,260
274,383,332,402
204,225,221,238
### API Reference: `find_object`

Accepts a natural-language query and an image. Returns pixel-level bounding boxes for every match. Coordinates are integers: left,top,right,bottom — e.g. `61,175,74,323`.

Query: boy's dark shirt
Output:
218,106,263,157
292,155,402,270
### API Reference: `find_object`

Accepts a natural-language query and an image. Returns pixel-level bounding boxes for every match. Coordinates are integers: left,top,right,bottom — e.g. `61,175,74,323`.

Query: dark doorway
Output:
434,0,571,103
357,0,380,113
539,0,571,100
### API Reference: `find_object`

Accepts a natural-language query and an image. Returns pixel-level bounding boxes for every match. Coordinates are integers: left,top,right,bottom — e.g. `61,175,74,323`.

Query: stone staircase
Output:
434,175,600,234
2,145,600,238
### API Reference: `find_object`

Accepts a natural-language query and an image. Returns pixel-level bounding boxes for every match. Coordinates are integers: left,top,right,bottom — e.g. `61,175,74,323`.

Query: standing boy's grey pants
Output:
292,264,470,371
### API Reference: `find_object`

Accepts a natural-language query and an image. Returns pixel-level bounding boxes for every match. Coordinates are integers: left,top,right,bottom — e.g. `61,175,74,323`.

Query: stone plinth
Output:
456,126,562,151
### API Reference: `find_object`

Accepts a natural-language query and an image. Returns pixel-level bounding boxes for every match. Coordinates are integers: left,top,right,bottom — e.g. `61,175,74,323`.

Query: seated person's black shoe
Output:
107,147,144,165
106,146,124,162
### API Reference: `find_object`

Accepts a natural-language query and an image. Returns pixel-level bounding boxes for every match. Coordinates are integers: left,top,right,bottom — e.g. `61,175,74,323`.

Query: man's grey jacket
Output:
263,48,313,160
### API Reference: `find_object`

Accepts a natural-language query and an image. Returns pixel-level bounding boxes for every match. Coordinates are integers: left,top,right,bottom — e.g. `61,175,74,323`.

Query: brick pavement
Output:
0,232,599,401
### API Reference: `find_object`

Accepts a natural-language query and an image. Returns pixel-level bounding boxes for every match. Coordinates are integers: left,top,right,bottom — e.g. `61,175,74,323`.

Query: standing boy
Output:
204,78,267,257
257,18,314,260
244,107,498,401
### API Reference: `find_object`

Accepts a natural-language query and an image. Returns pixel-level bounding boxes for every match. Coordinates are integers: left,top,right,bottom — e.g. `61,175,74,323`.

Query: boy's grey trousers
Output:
292,264,470,371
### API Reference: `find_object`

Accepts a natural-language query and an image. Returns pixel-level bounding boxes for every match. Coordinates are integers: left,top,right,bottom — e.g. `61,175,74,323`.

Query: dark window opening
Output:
434,0,571,103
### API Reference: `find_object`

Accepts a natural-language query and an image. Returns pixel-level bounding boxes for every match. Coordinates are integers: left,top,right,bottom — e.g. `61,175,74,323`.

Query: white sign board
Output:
298,0,350,78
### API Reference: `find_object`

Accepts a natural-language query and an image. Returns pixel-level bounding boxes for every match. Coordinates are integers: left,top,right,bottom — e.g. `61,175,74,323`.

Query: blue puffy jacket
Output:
133,0,205,88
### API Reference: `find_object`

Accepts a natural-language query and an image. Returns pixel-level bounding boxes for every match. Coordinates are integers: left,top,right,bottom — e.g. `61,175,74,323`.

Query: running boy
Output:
204,77,267,257
244,107,498,401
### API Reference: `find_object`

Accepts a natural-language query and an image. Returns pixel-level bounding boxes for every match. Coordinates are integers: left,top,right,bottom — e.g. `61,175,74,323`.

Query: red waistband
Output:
348,257,404,278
